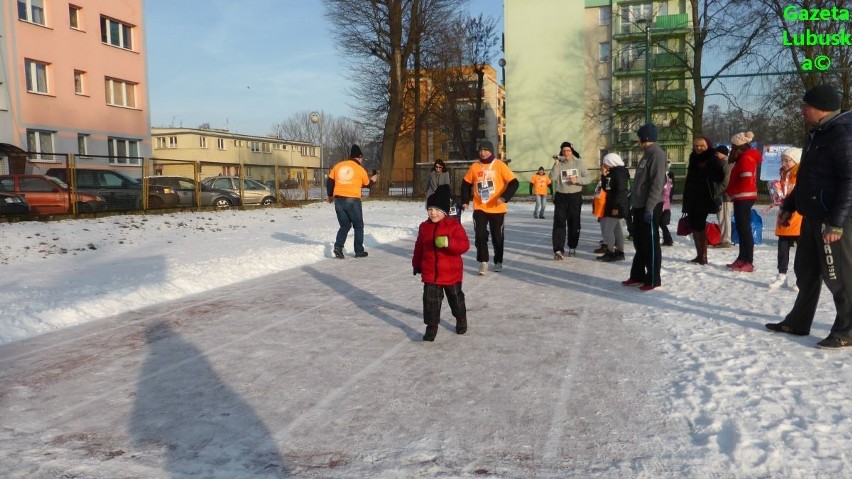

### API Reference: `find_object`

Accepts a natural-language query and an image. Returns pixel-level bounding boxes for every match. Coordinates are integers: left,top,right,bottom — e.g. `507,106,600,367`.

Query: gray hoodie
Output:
549,156,591,194
630,143,667,211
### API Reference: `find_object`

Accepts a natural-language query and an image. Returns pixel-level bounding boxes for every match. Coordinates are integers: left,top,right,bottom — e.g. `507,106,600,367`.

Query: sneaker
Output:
493,263,503,272
621,278,643,286
662,241,674,246
423,325,438,342
568,249,576,257
768,273,786,289
716,241,733,248
786,276,799,292
456,317,467,335
613,250,625,261
816,335,852,349
593,245,608,254
554,251,564,261
355,251,369,258
726,259,745,269
478,262,488,275
732,262,754,272
638,284,659,292
333,248,345,259
765,322,809,336
596,250,622,262
540,216,546,219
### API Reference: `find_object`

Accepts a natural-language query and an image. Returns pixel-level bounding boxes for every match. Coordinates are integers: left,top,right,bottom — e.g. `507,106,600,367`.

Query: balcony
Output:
614,13,691,41
655,88,689,106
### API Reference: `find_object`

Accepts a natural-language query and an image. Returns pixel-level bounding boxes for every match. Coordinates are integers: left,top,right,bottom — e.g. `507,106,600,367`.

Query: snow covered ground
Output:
1,200,850,478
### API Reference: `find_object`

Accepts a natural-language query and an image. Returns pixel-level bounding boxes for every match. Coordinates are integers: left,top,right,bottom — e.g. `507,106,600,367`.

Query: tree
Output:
271,111,370,169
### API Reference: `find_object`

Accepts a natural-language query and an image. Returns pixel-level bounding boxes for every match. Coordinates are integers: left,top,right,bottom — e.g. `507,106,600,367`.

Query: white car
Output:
200,176,276,206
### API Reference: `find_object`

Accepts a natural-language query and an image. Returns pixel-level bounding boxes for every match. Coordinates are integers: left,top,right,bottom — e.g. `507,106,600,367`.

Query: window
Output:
262,142,271,153
156,137,166,149
26,129,55,160
100,16,133,50
25,59,48,94
69,5,82,29
74,70,86,95
599,79,611,100
77,134,89,156
599,42,611,63
17,0,45,25
104,77,137,108
599,6,611,26
168,136,177,148
250,141,261,152
108,137,141,165
199,136,208,148
217,138,225,150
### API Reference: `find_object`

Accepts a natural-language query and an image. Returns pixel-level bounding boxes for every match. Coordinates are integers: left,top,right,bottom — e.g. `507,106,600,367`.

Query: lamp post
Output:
309,111,323,170
498,58,506,86
636,18,652,125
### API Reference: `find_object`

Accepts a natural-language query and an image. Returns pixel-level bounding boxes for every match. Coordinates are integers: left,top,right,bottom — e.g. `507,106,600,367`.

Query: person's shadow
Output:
130,321,289,477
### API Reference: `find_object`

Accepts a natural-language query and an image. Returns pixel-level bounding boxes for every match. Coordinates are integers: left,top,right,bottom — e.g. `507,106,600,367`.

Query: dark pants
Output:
333,197,365,254
783,216,852,339
423,282,466,327
472,210,505,264
660,209,673,244
552,192,583,252
777,236,797,274
629,203,663,287
733,200,755,263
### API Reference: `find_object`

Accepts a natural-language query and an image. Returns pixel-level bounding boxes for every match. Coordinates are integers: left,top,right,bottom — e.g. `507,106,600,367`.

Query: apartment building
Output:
151,127,320,184
0,0,151,174
504,0,692,176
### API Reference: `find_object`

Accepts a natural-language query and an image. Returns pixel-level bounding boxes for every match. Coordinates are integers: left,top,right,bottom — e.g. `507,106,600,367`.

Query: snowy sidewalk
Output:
2,205,851,478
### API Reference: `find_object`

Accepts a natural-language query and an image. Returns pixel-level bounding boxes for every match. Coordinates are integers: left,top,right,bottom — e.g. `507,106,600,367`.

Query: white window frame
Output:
108,137,141,166
25,59,49,94
26,129,56,161
262,142,271,153
599,6,611,26
200,136,208,148
77,134,89,156
250,141,261,153
217,138,225,150
156,137,166,149
168,136,177,148
69,4,82,30
100,16,133,50
18,0,45,25
599,42,611,63
74,70,86,95
104,77,137,108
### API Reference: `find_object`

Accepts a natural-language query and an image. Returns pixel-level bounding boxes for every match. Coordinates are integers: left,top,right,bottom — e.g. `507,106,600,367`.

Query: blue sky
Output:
145,0,502,136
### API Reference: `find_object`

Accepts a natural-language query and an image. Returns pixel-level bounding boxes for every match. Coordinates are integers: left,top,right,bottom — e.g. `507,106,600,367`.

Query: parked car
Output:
45,167,179,211
201,176,275,205
0,174,105,214
0,192,30,215
144,176,241,208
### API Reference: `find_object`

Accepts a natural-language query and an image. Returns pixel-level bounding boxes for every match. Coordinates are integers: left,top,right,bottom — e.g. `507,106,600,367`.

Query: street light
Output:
309,111,323,170
498,58,506,86
636,18,653,125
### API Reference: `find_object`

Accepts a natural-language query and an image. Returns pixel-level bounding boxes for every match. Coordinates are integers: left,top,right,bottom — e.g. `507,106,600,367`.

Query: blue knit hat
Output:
637,124,658,142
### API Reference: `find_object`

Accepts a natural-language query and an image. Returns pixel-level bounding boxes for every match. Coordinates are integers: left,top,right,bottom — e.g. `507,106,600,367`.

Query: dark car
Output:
0,174,105,214
0,192,30,215
46,167,179,211
145,176,241,208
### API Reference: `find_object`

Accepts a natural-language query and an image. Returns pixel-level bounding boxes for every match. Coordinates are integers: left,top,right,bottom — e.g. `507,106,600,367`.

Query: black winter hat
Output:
426,184,452,216
350,144,363,158
803,84,841,111
715,145,730,156
559,141,581,158
478,140,494,152
637,123,658,142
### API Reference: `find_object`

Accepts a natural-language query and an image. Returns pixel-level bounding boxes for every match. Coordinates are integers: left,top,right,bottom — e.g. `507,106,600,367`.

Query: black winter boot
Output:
423,325,438,341
456,317,467,335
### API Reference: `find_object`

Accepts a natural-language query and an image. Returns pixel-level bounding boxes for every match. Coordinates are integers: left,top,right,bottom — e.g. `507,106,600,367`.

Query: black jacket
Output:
784,111,852,227
682,149,724,216
602,166,629,218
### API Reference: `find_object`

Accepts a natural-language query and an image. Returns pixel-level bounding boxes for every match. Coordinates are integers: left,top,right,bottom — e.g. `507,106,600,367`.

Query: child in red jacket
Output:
413,185,470,341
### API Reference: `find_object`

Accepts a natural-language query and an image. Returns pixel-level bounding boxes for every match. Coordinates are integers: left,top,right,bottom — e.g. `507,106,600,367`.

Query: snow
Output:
1,200,850,478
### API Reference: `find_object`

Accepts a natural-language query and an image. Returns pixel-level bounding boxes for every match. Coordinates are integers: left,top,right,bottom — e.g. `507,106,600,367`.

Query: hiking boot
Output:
493,263,503,272
593,245,608,254
732,262,754,272
478,262,488,275
726,259,745,269
423,325,438,342
769,273,786,289
568,249,576,257
333,248,345,259
816,335,852,349
765,322,809,336
596,250,622,262
455,317,467,335
355,251,369,258
639,284,660,292
554,251,564,261
539,216,546,219
621,278,643,286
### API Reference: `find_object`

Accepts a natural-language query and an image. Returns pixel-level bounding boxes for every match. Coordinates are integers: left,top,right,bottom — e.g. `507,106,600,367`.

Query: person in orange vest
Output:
766,147,803,291
327,145,372,259
529,166,552,219
461,140,519,275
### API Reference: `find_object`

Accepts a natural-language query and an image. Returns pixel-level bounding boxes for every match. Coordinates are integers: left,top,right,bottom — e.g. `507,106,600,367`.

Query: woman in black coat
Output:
682,136,725,265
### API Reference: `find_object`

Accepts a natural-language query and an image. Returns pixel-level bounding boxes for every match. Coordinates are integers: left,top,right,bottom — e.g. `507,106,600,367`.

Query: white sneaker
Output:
494,263,503,272
786,276,799,292
478,262,488,275
768,273,786,289
554,251,564,260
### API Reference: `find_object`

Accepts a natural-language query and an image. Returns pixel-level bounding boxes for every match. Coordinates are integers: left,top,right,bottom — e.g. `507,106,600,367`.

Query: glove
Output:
643,210,653,223
434,235,449,248
413,267,421,276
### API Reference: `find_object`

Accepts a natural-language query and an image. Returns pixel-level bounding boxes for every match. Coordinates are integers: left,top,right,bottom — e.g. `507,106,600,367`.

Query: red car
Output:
0,175,105,214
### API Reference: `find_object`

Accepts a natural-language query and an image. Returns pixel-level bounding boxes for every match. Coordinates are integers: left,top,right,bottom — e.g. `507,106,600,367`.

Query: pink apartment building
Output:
1,0,150,174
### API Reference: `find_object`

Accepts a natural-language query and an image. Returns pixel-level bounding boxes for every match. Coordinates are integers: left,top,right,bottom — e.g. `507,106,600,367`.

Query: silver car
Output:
200,176,276,206
145,176,241,208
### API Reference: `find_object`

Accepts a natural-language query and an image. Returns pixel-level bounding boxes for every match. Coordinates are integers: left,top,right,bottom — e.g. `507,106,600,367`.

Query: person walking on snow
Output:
327,145,372,259
413,185,470,342
530,166,552,219
461,140,519,275
767,84,852,349
550,141,591,259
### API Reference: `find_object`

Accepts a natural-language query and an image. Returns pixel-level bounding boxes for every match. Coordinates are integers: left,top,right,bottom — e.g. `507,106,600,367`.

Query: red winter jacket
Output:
412,217,470,285
726,147,762,202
